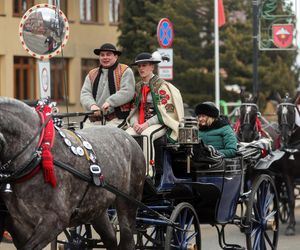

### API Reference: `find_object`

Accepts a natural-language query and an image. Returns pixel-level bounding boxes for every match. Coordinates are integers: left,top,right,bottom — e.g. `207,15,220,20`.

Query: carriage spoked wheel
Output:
165,202,201,250
245,174,279,250
50,224,96,250
135,224,167,249
278,181,290,223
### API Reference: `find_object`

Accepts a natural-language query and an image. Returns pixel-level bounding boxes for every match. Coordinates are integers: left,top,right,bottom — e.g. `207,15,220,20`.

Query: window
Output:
109,0,120,24
0,1,5,15
14,57,36,100
80,0,98,22
13,0,34,17
48,0,68,16
81,59,99,85
50,58,69,102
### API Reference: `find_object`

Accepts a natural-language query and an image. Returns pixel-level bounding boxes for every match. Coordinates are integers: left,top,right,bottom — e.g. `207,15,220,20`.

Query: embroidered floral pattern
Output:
161,99,167,105
158,89,170,105
159,90,166,95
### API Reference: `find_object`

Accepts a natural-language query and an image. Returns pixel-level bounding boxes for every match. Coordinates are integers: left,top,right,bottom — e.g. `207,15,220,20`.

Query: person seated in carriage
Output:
126,52,184,177
80,43,135,128
194,102,237,158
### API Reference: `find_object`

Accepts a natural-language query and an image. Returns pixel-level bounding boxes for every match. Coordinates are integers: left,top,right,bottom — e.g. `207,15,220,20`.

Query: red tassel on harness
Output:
41,143,56,187
36,105,56,188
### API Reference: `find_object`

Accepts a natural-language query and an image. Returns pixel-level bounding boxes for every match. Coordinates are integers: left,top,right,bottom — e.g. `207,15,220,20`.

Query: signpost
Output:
38,61,51,98
157,48,173,80
157,18,174,80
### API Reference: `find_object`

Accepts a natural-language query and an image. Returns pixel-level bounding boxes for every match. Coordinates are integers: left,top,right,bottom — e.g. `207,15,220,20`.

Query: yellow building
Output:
0,0,122,112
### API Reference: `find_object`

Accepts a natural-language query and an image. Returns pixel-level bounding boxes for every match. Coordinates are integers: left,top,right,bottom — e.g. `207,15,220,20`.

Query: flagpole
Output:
214,0,220,109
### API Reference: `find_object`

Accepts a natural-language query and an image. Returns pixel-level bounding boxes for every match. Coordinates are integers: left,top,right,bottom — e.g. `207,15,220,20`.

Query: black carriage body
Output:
142,144,245,225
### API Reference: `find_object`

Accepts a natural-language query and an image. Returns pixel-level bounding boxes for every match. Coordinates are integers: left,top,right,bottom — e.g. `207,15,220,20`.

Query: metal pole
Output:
252,0,259,96
215,0,220,109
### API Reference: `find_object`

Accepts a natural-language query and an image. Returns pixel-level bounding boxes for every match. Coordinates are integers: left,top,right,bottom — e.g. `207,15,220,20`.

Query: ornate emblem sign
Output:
272,24,293,48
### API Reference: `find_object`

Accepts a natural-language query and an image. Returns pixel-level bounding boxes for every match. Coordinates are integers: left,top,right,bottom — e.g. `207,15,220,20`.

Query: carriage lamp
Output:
178,117,199,173
178,117,199,145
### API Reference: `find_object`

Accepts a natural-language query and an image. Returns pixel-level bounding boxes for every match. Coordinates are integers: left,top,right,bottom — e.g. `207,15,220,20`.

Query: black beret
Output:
194,102,219,118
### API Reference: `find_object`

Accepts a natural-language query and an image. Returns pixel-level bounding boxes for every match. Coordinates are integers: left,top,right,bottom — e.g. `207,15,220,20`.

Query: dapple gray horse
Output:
0,97,145,249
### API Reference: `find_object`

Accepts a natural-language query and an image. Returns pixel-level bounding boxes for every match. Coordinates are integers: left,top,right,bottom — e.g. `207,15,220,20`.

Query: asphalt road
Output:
1,206,300,249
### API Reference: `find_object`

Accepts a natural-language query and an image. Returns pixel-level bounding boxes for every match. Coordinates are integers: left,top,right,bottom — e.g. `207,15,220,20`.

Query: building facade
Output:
0,0,122,112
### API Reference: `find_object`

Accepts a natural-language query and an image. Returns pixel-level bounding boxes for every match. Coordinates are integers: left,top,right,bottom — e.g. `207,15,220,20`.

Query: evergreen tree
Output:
118,0,300,108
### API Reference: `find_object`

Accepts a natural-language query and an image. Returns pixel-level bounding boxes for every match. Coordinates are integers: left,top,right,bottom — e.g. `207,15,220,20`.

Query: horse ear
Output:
252,94,258,104
240,88,246,103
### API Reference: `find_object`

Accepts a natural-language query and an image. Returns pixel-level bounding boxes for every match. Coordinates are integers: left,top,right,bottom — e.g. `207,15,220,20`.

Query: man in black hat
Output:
80,43,135,127
126,52,184,177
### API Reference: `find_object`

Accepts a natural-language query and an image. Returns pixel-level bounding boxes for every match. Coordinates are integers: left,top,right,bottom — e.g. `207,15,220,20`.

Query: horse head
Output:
237,102,260,142
277,96,297,147
0,97,40,177
236,91,259,142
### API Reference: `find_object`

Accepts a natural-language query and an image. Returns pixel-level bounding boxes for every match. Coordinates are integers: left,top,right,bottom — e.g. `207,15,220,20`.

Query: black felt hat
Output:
94,43,122,56
194,102,219,118
131,52,161,66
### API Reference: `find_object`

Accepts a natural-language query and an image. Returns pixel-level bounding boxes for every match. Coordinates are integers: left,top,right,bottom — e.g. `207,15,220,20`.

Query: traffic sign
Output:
157,18,174,48
38,61,51,98
157,48,173,67
158,67,173,80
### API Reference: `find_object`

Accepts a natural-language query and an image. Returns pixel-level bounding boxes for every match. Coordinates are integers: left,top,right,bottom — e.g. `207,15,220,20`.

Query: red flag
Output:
218,0,226,27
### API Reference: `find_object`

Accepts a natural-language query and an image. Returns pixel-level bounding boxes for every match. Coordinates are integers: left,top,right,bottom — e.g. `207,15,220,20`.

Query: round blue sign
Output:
157,18,174,48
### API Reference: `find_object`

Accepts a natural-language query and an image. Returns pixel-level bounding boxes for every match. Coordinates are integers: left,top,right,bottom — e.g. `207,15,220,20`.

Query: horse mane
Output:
0,97,38,126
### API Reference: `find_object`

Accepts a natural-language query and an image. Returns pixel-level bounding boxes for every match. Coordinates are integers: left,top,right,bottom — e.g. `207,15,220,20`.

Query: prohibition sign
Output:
157,18,174,48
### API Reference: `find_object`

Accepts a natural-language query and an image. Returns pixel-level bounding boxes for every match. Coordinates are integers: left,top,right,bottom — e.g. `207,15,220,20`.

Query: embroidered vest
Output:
88,64,131,118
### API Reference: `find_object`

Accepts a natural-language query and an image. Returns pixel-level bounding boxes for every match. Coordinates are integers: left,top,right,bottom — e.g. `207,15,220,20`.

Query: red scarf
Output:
139,85,150,124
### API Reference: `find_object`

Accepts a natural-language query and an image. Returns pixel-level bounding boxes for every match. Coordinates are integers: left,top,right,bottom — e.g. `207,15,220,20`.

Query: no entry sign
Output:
157,18,174,48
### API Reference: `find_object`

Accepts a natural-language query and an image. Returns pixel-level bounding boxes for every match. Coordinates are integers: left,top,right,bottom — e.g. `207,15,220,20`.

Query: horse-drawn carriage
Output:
37,101,279,250
0,97,281,250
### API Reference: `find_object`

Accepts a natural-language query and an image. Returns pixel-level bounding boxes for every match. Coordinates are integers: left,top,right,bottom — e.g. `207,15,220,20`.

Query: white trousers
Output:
126,124,166,176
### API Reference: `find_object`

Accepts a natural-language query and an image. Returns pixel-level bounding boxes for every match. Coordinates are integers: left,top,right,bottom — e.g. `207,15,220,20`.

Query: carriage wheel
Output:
50,225,94,250
165,202,201,250
278,181,290,223
136,225,166,249
245,174,279,250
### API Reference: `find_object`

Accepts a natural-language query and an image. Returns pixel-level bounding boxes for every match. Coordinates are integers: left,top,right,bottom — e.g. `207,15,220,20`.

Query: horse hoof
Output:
285,227,295,236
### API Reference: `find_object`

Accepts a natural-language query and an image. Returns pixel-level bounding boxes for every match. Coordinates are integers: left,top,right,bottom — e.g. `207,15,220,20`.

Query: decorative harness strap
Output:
55,126,103,187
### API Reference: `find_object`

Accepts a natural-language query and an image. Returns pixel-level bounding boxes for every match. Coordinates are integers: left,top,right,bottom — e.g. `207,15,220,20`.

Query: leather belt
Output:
105,112,117,121
89,112,117,122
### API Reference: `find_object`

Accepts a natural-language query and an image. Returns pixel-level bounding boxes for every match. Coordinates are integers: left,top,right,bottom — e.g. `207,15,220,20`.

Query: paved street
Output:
1,205,300,249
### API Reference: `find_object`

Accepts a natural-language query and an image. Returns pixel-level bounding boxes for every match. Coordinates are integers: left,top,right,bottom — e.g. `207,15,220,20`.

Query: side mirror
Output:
19,4,69,59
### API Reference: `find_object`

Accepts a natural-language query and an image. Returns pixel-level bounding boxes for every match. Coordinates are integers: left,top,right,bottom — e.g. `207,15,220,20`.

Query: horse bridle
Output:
239,103,259,139
0,114,52,182
278,102,297,133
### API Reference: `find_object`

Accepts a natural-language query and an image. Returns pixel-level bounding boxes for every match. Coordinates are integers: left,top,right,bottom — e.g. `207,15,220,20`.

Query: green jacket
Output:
198,117,237,158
